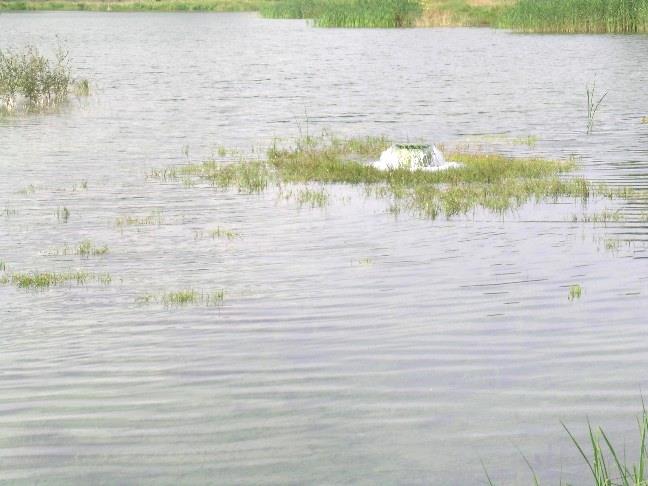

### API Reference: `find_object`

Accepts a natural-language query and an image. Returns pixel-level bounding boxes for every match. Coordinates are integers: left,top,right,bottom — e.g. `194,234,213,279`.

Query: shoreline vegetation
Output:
2,0,648,33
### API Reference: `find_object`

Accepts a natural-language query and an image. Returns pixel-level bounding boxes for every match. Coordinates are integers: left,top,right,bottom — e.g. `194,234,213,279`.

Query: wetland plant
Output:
260,0,421,28
586,81,607,134
0,45,86,114
209,227,240,239
115,211,163,228
641,116,648,125
56,206,70,223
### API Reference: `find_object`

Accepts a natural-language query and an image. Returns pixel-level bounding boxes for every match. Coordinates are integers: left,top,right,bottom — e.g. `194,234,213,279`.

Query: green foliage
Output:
499,0,648,33
0,45,72,113
261,0,421,27
568,284,582,301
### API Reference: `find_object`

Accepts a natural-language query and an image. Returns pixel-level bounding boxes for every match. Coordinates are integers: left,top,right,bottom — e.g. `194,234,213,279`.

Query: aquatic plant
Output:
586,81,607,135
261,0,421,27
641,116,648,125
42,240,109,257
0,45,72,113
73,78,90,96
0,270,112,289
568,284,582,301
417,0,510,27
499,0,648,33
0,260,5,272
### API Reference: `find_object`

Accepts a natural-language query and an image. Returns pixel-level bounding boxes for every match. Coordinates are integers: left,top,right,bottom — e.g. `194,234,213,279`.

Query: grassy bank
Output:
499,0,648,33
0,0,265,11
149,133,631,221
260,0,422,28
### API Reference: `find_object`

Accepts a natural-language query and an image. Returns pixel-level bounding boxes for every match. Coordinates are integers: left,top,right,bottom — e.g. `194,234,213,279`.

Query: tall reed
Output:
499,0,648,33
261,0,421,27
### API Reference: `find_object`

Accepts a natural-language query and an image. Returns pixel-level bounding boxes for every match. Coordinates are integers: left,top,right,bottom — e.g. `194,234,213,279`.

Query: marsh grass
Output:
260,0,421,27
0,261,6,272
137,289,224,307
641,116,648,125
499,0,648,33
151,133,631,221
568,283,583,301
73,78,90,96
417,0,511,27
0,270,111,289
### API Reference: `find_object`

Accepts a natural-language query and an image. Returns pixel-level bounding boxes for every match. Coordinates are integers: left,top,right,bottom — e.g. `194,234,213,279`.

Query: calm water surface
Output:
1,12,648,484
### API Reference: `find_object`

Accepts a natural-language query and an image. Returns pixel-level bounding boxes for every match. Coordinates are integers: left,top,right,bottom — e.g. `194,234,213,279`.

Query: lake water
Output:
1,11,648,484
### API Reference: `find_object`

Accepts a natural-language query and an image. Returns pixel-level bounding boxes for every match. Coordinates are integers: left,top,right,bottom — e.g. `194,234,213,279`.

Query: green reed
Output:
261,0,421,27
499,0,648,33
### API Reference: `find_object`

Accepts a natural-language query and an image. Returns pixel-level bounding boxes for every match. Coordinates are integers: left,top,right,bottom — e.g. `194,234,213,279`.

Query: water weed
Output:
641,116,648,125
209,226,240,239
42,240,109,257
56,206,70,223
571,210,623,224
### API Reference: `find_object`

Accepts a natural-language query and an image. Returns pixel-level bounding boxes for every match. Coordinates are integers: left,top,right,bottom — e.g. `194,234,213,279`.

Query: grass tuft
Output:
0,270,112,289
568,284,583,301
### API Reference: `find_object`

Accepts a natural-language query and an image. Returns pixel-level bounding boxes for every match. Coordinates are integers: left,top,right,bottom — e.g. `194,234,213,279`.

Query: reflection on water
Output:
1,12,648,484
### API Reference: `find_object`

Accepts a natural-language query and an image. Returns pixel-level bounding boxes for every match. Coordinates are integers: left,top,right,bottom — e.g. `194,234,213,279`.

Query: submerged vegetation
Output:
150,133,633,221
0,46,89,114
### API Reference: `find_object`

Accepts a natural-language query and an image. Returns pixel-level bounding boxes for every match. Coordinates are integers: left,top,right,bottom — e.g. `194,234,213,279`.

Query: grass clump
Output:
0,45,75,114
209,227,240,239
417,0,511,27
0,270,111,289
568,283,583,301
641,116,648,125
261,0,421,27
499,0,648,33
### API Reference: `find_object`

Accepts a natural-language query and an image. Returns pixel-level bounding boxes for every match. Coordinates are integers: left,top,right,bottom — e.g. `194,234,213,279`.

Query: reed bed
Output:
499,0,648,33
261,0,421,28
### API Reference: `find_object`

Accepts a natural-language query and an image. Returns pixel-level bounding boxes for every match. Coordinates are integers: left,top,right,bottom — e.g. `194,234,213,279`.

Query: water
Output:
1,11,648,484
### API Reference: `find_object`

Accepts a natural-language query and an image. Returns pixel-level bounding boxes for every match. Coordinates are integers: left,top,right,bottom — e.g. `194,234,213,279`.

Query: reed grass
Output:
115,210,163,227
499,0,648,33
261,0,421,27
417,0,511,27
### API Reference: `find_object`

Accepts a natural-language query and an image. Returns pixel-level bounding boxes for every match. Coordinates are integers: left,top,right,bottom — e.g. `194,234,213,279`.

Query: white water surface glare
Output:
1,12,648,485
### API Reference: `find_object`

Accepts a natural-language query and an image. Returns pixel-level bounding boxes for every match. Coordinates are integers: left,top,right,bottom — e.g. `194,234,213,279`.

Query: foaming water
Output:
1,12,648,485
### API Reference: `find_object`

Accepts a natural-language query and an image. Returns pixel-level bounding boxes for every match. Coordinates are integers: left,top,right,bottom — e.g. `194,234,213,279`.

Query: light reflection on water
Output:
1,12,648,484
